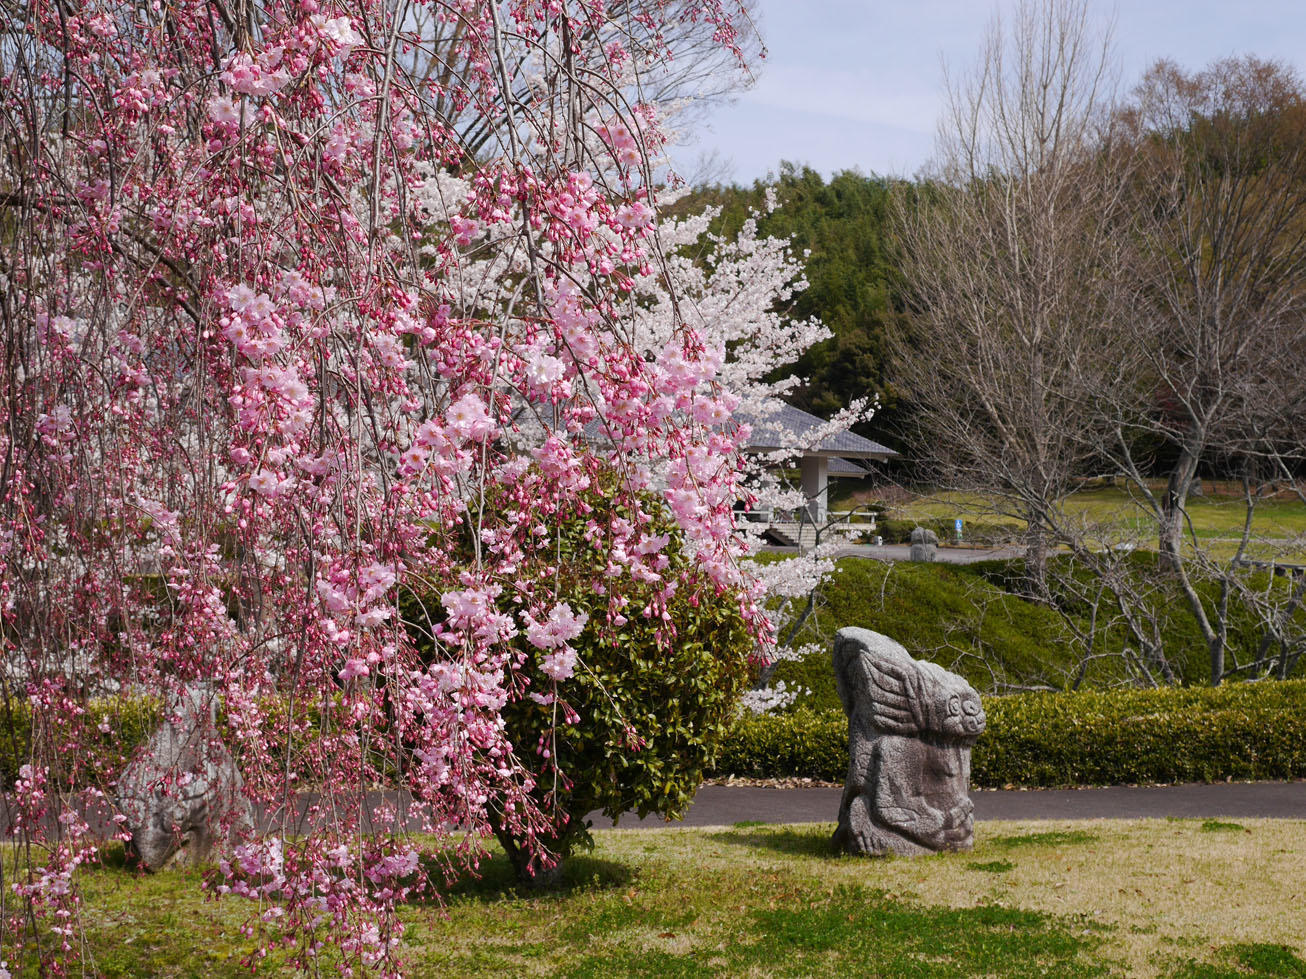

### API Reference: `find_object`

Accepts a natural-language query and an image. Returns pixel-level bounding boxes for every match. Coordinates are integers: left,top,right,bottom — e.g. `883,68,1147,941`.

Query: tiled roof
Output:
576,399,897,461
737,401,897,459
829,457,872,476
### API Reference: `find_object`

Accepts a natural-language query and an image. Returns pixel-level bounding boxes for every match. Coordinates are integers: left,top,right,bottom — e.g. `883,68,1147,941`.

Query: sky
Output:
670,0,1306,186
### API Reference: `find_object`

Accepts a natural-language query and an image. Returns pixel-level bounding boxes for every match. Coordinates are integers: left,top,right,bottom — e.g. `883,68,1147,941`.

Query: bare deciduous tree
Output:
1113,57,1306,564
888,17,1306,688
1103,57,1306,681
891,0,1130,591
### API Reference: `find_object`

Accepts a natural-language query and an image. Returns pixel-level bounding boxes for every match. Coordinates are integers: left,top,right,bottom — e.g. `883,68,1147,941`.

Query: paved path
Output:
762,543,1024,564
834,543,1024,564
11,782,1300,839
588,781,1306,829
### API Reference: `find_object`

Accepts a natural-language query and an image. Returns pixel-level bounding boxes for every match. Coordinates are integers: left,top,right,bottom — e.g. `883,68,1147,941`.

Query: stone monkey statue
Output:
831,627,985,856
117,683,252,869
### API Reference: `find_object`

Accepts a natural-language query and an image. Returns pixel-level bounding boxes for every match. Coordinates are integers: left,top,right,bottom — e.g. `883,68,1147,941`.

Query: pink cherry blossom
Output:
525,602,589,650
310,14,364,53
2,0,772,971
445,393,496,441
539,647,578,682
247,469,281,497
338,658,369,681
206,96,241,126
449,214,482,247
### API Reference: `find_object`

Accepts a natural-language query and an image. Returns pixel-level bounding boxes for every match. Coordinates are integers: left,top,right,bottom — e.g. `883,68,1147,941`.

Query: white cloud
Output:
740,65,941,134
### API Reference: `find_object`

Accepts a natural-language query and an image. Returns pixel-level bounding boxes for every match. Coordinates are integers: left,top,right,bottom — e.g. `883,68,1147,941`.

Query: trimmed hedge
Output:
0,695,161,787
712,707,849,782
8,679,1305,791
712,680,1306,787
0,695,328,789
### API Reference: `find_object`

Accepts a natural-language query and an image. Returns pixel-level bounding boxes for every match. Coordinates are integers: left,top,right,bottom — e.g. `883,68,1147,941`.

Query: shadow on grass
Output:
428,849,635,905
96,841,131,871
563,883,1112,979
711,824,1006,865
1199,819,1249,834
91,841,205,883
706,824,843,860
968,858,1015,873
91,836,634,908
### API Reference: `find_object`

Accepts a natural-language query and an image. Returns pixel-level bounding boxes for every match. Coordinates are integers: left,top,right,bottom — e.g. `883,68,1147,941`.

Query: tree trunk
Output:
492,824,566,889
1159,446,1201,571
1022,505,1049,599
1208,635,1226,687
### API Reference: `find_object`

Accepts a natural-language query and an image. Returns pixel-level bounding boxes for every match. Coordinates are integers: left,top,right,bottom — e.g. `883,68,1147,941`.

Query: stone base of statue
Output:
830,627,985,857
117,684,251,869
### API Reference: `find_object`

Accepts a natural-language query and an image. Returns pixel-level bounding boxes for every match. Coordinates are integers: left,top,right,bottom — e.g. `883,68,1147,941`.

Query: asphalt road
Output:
761,543,1025,564
587,781,1306,829
8,782,1300,839
834,543,1025,563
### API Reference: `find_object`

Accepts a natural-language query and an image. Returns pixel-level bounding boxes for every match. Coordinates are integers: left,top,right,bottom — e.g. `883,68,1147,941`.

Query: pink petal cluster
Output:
525,602,588,651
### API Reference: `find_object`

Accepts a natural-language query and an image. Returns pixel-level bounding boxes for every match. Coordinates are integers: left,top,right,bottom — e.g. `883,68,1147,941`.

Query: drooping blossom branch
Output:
0,0,760,972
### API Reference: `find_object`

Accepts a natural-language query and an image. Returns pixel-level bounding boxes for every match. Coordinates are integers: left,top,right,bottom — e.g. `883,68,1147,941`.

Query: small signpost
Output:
955,517,963,544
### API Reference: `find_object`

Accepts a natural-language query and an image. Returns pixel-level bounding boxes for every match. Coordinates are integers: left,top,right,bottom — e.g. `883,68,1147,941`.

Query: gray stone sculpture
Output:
831,627,985,857
908,526,938,562
117,683,251,869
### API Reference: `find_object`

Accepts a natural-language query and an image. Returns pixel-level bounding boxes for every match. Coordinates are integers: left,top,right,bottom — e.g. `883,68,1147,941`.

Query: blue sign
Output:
954,518,963,541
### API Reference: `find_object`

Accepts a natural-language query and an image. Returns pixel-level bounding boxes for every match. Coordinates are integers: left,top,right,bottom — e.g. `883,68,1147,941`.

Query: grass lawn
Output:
1059,485,1306,541
834,483,1306,562
55,818,1306,977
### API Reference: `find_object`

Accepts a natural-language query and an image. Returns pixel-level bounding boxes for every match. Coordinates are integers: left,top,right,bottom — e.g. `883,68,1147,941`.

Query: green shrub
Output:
712,680,1306,787
711,708,848,781
403,486,753,883
874,517,924,545
874,517,1010,545
0,685,392,796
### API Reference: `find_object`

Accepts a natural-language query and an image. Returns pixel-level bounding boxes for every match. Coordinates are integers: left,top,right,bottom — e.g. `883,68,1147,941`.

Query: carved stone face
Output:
941,687,985,738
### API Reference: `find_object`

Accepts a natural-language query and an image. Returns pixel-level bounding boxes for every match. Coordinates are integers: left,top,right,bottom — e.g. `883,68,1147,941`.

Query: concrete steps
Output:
764,522,820,549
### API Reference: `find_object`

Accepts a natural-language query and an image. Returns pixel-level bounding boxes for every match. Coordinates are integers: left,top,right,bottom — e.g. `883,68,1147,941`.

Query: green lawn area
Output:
1060,485,1306,541
762,554,1306,695
836,483,1306,559
45,819,1306,977
764,556,1161,695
